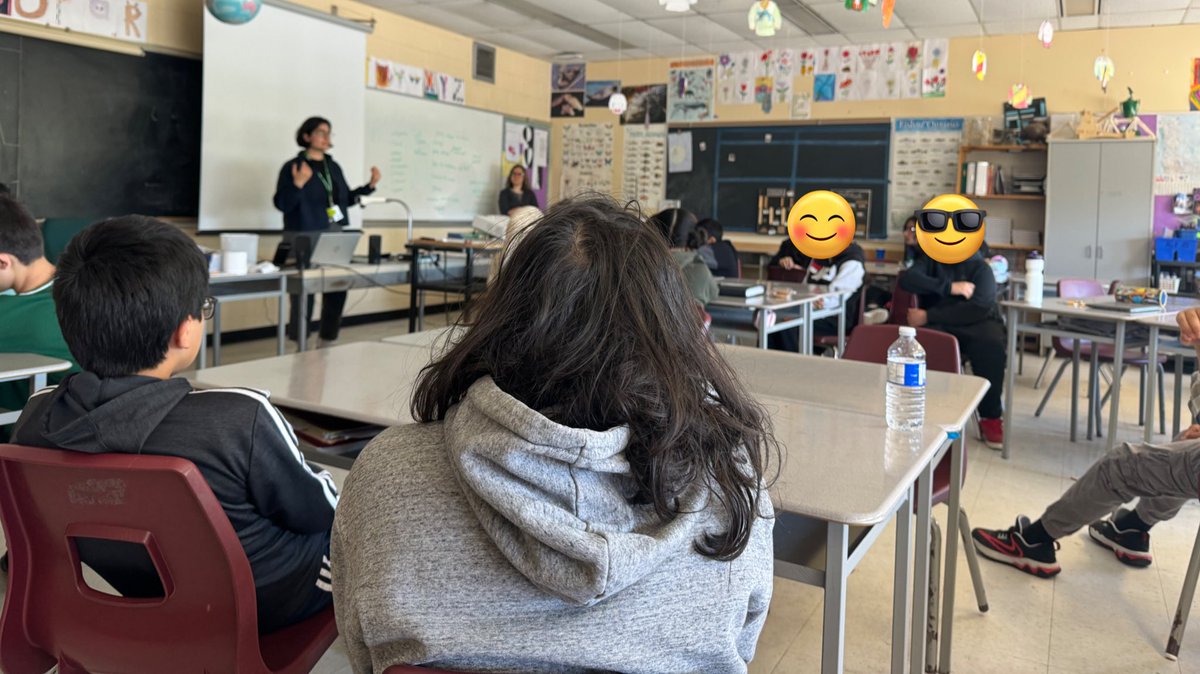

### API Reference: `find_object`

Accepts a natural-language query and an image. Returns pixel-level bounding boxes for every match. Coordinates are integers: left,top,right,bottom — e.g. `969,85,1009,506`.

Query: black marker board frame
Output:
666,122,891,239
0,34,201,218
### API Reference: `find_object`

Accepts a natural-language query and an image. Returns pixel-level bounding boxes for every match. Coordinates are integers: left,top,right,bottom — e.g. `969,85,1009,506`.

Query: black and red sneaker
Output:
972,516,1062,578
1088,512,1153,568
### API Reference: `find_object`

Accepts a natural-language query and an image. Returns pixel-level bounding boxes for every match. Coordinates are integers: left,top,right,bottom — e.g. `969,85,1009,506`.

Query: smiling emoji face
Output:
915,194,987,265
786,190,856,260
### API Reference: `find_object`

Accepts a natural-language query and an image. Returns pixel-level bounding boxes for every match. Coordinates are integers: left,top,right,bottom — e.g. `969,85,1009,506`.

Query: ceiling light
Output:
1059,0,1099,17
661,0,697,11
551,51,584,62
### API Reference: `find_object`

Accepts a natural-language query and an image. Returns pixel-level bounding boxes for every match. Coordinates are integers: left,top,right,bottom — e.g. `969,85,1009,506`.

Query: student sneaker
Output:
972,516,1061,578
1088,513,1153,568
978,417,1004,450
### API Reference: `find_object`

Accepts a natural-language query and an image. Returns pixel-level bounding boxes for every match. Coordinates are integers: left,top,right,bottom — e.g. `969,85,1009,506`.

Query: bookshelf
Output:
955,144,1049,273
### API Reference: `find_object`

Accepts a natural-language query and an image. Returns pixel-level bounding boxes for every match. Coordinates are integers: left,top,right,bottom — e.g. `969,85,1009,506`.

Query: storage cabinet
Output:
1043,139,1154,284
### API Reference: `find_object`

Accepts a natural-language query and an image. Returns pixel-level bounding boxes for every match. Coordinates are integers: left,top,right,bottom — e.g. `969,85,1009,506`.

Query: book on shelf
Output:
961,161,1011,196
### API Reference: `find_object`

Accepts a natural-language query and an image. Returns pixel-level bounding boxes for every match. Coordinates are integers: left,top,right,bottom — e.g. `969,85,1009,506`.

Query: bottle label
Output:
888,361,926,387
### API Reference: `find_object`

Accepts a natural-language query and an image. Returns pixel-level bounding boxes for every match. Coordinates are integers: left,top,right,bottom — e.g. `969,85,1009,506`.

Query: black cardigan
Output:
498,187,539,214
273,152,375,232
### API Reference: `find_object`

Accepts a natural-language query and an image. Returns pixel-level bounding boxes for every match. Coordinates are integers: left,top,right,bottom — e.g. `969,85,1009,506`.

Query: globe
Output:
206,0,261,25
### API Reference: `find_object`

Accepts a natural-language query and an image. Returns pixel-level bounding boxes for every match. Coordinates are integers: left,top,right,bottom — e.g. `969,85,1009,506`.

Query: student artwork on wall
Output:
805,39,943,102
717,51,757,105
754,76,773,113
622,124,667,214
551,62,586,119
369,57,464,105
2,0,147,42
560,123,613,199
922,38,949,98
1191,58,1200,111
619,84,667,125
1154,113,1200,196
813,73,836,102
791,90,812,119
889,118,964,235
668,59,715,123
585,80,621,108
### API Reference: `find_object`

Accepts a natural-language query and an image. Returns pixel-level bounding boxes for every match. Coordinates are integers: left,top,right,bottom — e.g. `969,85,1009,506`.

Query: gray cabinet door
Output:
1096,141,1154,285
1045,142,1101,280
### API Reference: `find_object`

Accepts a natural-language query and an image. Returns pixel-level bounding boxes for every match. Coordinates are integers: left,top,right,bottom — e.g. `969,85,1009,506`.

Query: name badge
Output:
326,204,345,223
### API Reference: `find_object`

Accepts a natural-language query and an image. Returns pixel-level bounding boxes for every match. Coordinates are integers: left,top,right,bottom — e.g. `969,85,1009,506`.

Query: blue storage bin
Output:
1178,237,1198,262
1156,238,1180,261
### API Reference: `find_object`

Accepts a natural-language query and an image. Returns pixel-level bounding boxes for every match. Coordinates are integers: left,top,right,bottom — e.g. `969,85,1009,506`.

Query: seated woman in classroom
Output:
331,196,778,674
497,164,540,215
649,207,720,307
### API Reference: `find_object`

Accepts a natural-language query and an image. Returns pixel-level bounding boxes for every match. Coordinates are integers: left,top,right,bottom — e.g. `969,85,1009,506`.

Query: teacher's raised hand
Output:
292,161,313,189
370,166,382,188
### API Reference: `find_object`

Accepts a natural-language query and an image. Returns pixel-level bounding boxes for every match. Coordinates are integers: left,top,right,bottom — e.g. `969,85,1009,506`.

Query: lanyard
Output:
311,158,335,207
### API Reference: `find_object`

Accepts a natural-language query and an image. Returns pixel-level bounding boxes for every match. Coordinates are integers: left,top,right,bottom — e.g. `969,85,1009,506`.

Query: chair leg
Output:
1034,350,1055,389
1160,363,1167,436
927,519,943,672
1035,360,1071,417
958,507,989,613
1166,520,1200,660
1100,366,1126,407
1138,365,1146,428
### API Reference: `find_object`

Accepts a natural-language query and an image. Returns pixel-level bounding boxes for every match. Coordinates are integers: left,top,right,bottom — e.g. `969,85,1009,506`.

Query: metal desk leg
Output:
803,304,813,355
1107,323,1126,451
910,461,934,674
1166,520,1200,660
212,299,223,367
937,434,966,674
32,373,46,393
1174,354,1184,439
892,486,914,674
297,287,309,352
276,276,286,356
837,303,847,356
1086,345,1098,441
823,523,849,674
1070,341,1081,443
408,251,420,333
1002,305,1017,460
1145,325,1160,443
758,313,769,350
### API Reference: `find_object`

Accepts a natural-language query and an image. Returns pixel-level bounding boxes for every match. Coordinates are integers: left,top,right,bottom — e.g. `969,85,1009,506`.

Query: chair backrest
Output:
767,266,807,283
0,444,265,674
886,273,920,325
1053,278,1108,353
842,324,962,374
40,218,94,264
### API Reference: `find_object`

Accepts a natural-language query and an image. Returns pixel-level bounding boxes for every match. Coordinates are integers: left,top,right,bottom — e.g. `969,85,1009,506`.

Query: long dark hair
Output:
505,164,527,190
650,208,703,250
412,195,778,560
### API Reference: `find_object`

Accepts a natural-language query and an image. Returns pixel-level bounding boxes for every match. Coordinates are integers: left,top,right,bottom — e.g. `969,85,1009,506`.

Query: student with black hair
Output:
649,208,719,306
696,218,740,278
765,235,866,353
0,195,78,438
12,217,339,634
273,116,381,347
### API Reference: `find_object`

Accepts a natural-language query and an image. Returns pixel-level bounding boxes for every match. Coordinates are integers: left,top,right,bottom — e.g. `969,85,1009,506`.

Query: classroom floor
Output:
7,318,1200,674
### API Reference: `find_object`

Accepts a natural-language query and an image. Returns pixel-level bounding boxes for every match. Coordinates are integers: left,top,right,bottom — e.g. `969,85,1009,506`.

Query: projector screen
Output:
199,1,368,231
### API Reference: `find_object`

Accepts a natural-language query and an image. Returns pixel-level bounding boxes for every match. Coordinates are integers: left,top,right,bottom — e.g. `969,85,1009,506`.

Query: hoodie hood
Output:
30,372,192,453
442,377,713,607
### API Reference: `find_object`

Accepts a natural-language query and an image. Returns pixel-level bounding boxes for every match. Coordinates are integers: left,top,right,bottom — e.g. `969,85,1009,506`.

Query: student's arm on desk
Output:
247,404,339,534
925,260,996,326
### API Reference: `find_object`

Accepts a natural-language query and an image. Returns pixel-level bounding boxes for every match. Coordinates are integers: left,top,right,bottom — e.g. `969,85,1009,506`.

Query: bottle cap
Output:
898,326,917,337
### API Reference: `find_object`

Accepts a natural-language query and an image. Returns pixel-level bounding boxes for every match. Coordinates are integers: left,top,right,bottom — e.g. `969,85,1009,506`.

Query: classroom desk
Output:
708,282,849,353
192,336,987,674
0,354,72,425
404,239,500,333
1000,296,1200,460
201,271,288,369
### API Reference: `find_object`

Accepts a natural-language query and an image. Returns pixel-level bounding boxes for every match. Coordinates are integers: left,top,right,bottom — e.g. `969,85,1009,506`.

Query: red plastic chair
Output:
0,444,338,674
816,276,870,356
886,273,920,325
842,325,989,652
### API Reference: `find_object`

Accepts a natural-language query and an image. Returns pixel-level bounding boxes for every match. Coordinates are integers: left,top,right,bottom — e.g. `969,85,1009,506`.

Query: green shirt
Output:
671,250,720,307
0,280,79,424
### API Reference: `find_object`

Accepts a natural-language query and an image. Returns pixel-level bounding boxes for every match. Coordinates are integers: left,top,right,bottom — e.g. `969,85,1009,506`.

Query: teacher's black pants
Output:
288,292,347,342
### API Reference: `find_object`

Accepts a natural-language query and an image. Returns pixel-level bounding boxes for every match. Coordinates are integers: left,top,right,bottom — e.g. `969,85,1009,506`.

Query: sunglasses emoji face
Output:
787,190,857,260
914,194,986,264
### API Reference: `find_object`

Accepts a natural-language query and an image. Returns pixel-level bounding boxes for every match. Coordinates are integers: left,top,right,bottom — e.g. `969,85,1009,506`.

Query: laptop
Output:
1085,300,1163,314
310,232,362,267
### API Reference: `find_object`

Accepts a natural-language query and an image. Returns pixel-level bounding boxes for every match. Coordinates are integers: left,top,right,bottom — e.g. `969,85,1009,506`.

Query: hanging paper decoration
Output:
881,0,895,28
972,50,987,81
608,92,628,115
845,0,865,9
1094,55,1115,92
1009,83,1031,109
1037,20,1054,48
748,1,783,37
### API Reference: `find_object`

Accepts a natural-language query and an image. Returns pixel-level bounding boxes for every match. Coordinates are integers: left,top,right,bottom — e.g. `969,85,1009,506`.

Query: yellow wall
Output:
0,0,550,123
552,24,1200,203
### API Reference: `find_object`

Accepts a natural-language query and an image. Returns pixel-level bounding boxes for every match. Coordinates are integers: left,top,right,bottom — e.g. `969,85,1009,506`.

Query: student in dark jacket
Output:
273,116,381,346
901,249,1006,448
13,216,338,634
498,165,540,215
766,237,866,353
696,218,740,278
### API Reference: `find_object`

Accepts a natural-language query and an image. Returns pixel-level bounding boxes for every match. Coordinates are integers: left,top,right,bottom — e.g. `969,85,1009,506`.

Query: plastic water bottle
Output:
886,326,926,431
1025,253,1045,306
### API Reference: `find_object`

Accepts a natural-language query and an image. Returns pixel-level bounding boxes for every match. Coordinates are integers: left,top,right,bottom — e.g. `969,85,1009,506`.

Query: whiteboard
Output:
364,89,504,221
199,2,367,231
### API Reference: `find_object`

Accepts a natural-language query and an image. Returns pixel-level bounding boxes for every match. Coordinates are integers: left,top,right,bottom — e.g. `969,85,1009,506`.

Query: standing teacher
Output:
274,116,381,347
497,165,539,215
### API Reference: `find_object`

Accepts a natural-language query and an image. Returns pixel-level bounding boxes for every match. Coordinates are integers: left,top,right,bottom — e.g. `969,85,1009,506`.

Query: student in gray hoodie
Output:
332,196,780,673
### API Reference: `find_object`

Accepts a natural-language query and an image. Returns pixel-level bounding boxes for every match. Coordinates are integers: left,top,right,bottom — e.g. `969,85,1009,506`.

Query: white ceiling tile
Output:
968,0,1056,21
844,28,916,42
475,31,561,58
517,0,633,24
513,26,614,53
809,33,850,47
1058,15,1100,30
1185,7,1200,22
809,2,905,32
580,48,654,61
1106,0,1189,11
983,18,1055,35
707,39,772,53
909,22,985,38
1105,9,1186,25
644,14,745,43
893,0,979,26
591,20,687,50
595,0,695,20
697,0,761,12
